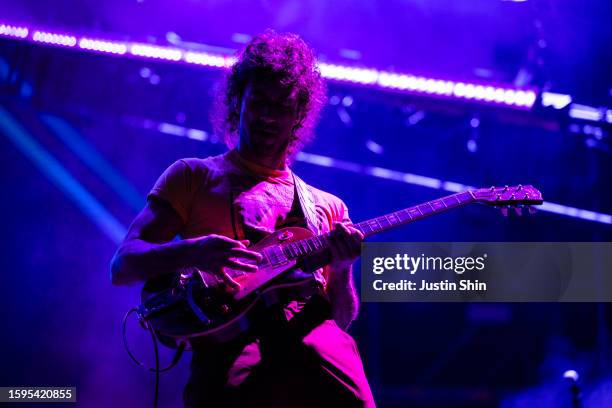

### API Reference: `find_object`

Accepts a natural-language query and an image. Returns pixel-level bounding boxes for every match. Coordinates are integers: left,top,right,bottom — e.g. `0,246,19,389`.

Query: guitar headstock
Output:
472,185,543,208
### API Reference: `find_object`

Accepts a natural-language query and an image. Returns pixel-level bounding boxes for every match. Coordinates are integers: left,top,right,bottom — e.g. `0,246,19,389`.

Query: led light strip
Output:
0,22,537,109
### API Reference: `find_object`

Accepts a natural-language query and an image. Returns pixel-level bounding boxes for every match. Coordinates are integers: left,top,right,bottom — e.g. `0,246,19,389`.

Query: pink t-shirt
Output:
148,149,351,284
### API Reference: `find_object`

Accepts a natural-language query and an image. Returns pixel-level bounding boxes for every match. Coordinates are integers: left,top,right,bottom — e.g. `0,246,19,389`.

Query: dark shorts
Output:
183,298,376,408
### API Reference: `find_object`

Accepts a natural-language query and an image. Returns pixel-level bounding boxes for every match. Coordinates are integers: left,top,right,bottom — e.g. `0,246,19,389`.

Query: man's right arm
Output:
110,197,193,285
110,197,262,286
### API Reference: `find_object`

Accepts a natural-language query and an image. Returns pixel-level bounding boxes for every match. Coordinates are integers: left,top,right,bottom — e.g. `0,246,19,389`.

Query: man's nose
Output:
259,108,276,124
260,103,273,118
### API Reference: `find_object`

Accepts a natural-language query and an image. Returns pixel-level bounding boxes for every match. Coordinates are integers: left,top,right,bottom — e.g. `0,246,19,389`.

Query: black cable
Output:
147,320,160,408
121,307,186,372
122,307,187,408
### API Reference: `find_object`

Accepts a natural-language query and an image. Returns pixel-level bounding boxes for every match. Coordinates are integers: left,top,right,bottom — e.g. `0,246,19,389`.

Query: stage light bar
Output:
78,38,127,55
0,24,28,39
32,30,77,47
542,92,572,109
569,104,603,121
0,21,537,109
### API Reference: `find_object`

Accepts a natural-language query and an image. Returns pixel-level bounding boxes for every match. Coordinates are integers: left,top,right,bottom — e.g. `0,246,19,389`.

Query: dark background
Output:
0,1,611,407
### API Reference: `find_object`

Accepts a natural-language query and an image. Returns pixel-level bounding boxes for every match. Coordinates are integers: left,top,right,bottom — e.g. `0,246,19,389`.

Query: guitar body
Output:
139,227,323,349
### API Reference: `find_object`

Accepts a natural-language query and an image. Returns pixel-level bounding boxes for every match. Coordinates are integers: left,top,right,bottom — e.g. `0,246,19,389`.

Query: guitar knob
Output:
278,230,293,241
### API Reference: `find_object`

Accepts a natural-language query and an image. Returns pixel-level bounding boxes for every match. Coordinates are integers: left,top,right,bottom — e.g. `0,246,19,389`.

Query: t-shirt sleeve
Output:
324,194,352,227
147,159,201,223
335,198,352,225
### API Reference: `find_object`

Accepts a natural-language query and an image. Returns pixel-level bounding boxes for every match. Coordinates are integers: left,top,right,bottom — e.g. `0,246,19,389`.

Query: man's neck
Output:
237,145,288,171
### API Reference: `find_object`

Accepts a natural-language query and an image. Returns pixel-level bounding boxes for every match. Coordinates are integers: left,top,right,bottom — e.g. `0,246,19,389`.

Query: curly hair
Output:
211,29,327,160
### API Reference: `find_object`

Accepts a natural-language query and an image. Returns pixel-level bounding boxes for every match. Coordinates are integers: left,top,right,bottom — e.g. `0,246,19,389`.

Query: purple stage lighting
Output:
78,38,127,55
128,43,183,61
0,21,538,109
319,63,379,85
183,51,231,68
0,24,28,39
32,31,77,47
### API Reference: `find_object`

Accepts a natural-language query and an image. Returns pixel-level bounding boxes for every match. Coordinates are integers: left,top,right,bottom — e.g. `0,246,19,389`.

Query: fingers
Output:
220,267,241,290
332,223,363,257
226,258,258,273
212,234,250,248
229,247,263,262
335,222,364,240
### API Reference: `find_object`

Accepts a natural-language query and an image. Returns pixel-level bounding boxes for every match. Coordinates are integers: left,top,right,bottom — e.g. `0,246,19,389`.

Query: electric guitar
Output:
136,185,543,349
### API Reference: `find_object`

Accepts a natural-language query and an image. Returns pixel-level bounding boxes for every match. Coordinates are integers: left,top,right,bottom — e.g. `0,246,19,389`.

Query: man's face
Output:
238,79,302,159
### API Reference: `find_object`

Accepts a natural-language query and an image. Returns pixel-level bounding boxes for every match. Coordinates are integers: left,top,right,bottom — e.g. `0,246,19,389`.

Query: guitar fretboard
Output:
280,191,474,260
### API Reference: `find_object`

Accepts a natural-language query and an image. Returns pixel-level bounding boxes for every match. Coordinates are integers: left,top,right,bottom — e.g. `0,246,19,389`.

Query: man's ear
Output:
293,108,306,133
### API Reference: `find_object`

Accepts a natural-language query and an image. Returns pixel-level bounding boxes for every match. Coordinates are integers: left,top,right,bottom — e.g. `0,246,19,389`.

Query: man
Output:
111,30,376,407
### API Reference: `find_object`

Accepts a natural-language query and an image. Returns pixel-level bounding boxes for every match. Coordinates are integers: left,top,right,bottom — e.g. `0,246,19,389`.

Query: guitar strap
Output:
292,172,320,235
292,172,328,289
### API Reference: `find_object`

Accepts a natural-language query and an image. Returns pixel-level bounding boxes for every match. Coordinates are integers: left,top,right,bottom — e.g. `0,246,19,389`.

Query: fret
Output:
458,191,472,204
303,240,312,253
375,219,382,231
368,220,380,232
319,235,328,249
385,213,398,226
375,217,386,228
442,196,458,207
316,236,326,250
430,200,445,211
282,245,293,259
303,239,311,252
309,238,318,251
419,204,432,215
408,207,421,219
398,209,412,222
380,215,393,228
311,238,319,251
291,242,300,256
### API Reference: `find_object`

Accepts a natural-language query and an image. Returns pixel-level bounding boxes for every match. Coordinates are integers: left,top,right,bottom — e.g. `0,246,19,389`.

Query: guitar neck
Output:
354,190,475,237
281,191,475,260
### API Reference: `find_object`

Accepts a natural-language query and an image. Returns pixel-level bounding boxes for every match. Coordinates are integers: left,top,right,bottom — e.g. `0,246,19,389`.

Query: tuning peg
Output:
514,206,523,216
500,207,509,217
528,206,537,215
